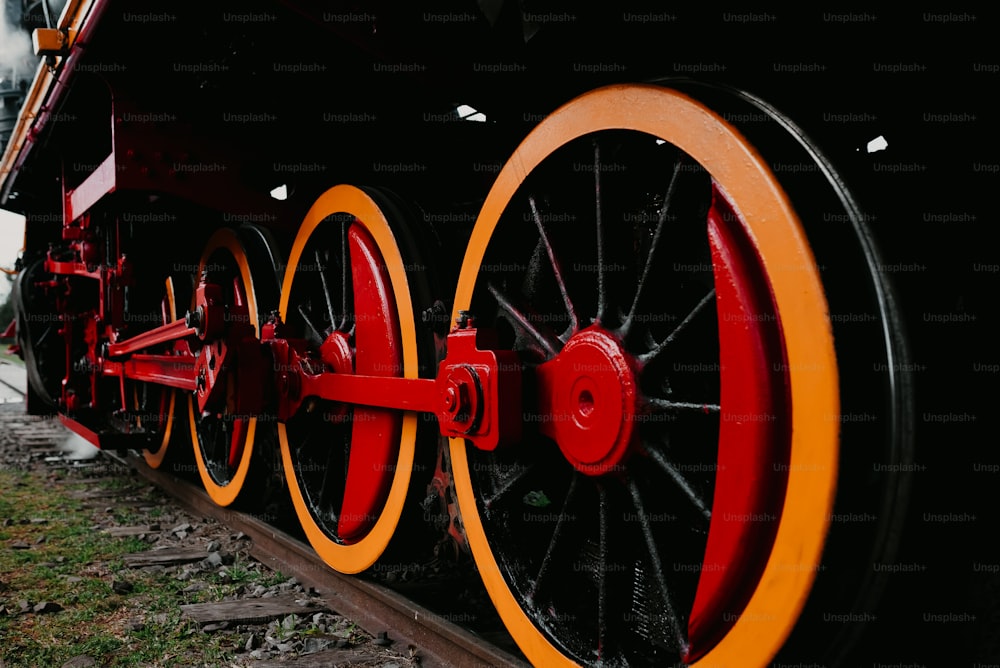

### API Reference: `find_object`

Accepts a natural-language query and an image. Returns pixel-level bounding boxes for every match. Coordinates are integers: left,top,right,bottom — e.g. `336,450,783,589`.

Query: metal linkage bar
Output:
267,318,523,452
106,319,197,358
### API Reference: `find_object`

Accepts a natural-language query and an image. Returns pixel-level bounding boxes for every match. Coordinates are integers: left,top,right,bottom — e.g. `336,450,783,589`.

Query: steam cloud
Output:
59,432,100,460
0,3,34,85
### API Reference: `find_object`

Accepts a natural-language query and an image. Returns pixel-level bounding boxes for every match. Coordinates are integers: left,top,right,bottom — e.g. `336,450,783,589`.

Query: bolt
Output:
456,310,472,329
442,377,471,422
443,386,457,412
185,307,202,329
421,301,450,333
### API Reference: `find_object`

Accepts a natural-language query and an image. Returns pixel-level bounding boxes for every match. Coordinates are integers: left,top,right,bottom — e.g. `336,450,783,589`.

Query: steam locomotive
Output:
1,1,993,666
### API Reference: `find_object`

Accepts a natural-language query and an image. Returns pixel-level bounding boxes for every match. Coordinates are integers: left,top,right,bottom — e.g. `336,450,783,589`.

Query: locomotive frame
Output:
2,2,992,666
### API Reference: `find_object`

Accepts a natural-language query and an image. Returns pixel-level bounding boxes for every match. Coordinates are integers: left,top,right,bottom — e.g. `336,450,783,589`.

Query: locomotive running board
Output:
58,413,154,451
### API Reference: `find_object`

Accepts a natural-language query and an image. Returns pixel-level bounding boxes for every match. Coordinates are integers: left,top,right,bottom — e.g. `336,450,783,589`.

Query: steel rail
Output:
121,453,530,668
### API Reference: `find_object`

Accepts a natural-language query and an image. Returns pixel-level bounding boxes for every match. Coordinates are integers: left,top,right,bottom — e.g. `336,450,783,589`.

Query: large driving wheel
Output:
278,185,435,574
449,84,911,666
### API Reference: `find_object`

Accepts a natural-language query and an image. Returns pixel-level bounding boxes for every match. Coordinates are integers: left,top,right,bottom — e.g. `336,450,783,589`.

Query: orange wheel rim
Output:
449,84,839,667
277,185,419,574
142,276,178,470
189,228,260,507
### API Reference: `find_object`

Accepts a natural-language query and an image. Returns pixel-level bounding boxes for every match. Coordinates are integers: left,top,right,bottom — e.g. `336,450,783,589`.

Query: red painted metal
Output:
107,319,197,357
265,226,522,542
228,418,248,468
195,280,227,342
43,258,100,280
107,354,199,391
192,278,241,412
274,330,522,449
65,152,116,223
266,332,305,421
337,223,405,542
434,326,522,451
268,297,520,458
58,413,101,447
234,335,269,419
684,186,790,661
319,330,354,374
295,369,437,413
217,339,271,469
535,326,638,476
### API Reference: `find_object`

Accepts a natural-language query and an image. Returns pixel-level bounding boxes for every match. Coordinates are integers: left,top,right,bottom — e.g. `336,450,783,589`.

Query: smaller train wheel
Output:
188,227,279,507
449,83,909,667
278,185,432,574
139,277,181,469
13,258,65,412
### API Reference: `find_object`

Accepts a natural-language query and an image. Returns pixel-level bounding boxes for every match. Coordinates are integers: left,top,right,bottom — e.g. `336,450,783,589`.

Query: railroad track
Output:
117,454,530,668
0,367,529,668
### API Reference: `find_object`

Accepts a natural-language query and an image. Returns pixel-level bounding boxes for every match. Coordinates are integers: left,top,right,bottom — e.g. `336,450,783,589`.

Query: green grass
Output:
0,351,23,365
0,468,248,666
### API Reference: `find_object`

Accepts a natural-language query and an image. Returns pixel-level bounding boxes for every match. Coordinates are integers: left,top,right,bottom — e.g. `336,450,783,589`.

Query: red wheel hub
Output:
536,326,638,476
319,330,354,375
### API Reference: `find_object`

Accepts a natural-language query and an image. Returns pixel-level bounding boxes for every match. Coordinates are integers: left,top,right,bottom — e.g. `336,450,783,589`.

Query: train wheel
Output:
188,227,278,507
449,84,910,666
278,185,432,574
13,258,65,412
139,277,181,469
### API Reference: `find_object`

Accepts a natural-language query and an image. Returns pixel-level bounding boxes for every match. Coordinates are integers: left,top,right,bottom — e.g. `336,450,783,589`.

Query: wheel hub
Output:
319,330,354,374
537,325,638,476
